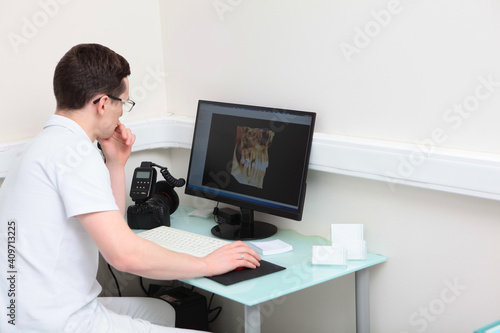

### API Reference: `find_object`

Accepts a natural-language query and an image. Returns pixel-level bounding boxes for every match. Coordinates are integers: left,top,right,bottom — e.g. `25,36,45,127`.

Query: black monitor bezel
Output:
185,99,316,223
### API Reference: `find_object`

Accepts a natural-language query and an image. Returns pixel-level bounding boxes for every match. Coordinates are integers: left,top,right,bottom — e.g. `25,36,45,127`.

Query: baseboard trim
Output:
2,114,499,200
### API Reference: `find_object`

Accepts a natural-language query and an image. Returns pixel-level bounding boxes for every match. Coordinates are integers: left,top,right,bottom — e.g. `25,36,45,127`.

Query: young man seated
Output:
0,43,260,333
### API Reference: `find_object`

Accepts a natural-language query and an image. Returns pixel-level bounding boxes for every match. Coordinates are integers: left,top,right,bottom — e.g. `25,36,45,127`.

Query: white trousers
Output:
94,297,208,333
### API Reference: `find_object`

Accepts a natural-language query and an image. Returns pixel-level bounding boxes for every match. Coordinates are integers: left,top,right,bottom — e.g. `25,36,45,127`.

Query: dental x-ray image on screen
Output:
231,126,275,189
185,100,316,240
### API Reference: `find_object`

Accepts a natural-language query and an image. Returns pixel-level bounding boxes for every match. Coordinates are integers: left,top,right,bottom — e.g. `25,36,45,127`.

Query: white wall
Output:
160,1,500,333
161,0,500,154
0,0,168,143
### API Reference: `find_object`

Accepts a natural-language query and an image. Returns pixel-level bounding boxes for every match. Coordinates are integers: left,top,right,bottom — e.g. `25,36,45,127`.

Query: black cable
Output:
208,307,222,324
207,293,222,323
213,202,220,224
208,292,215,308
139,277,148,295
107,264,121,297
159,167,185,188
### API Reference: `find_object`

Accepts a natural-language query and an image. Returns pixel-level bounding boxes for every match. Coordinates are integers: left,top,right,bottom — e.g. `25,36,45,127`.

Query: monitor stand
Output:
211,207,277,240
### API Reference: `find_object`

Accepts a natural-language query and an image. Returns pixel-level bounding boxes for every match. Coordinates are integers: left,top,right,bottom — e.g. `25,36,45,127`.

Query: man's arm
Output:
78,210,261,279
92,122,260,279
97,121,135,215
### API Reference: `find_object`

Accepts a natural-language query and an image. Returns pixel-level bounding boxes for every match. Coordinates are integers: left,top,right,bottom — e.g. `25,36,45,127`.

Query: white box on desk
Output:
334,240,367,260
331,224,364,243
331,224,367,260
311,245,347,266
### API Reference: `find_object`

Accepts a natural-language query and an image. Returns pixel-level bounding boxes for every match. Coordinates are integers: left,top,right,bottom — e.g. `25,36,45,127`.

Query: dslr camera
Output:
127,161,185,230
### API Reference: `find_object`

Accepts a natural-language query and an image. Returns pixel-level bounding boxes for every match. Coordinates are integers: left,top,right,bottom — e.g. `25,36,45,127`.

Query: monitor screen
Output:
185,100,316,240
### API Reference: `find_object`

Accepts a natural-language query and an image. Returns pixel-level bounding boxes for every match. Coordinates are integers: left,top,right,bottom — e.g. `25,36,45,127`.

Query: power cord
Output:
107,264,122,297
207,293,222,323
212,202,220,224
139,276,148,295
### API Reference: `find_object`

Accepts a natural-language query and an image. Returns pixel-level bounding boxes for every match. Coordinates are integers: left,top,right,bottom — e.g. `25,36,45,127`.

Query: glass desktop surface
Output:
168,207,387,307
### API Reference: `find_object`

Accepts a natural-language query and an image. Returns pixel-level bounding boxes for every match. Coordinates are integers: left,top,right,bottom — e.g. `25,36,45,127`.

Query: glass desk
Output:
475,320,500,333
150,207,387,333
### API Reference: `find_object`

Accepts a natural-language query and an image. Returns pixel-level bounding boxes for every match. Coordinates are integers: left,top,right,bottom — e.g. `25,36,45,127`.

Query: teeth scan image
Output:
231,126,275,189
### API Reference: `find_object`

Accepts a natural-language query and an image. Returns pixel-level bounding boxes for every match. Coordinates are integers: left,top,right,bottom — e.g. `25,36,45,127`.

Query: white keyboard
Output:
138,226,231,257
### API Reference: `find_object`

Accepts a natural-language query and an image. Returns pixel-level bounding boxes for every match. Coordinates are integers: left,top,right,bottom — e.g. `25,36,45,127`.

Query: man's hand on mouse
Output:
203,240,261,276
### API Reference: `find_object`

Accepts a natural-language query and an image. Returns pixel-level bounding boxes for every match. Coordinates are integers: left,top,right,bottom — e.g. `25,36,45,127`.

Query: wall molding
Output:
1,114,499,200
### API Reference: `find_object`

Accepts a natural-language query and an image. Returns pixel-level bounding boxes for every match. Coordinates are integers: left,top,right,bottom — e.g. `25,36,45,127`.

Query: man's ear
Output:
94,96,109,116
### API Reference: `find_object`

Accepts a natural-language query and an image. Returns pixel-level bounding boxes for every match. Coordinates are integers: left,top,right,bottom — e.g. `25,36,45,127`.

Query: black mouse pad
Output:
206,260,286,286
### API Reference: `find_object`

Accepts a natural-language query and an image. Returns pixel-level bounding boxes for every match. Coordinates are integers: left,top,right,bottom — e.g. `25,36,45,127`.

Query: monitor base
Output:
211,221,277,240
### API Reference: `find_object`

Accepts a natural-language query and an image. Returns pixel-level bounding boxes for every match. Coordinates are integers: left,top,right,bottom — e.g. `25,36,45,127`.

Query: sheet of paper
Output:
249,239,293,255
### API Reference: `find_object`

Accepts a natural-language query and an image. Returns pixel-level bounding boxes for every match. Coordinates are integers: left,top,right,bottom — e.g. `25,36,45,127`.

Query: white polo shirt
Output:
0,115,119,332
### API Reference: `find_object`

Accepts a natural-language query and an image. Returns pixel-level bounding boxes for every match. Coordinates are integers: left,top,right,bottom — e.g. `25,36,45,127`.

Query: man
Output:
0,43,260,332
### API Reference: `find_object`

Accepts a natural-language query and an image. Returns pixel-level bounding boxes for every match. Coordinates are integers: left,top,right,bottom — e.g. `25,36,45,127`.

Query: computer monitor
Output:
185,100,316,240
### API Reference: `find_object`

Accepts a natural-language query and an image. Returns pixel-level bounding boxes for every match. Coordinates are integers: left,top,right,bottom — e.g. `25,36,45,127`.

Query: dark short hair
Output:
53,44,131,110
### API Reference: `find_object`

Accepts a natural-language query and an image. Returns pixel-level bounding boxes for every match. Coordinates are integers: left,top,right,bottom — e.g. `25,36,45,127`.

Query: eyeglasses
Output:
93,95,136,112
